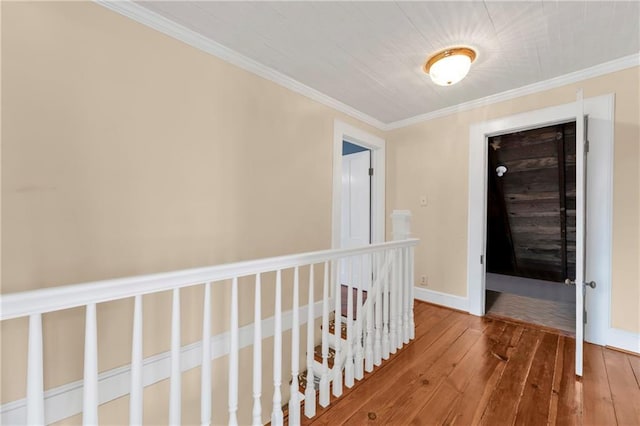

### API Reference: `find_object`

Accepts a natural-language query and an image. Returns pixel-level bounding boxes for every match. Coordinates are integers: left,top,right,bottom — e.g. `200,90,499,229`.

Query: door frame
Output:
466,94,614,346
332,120,385,249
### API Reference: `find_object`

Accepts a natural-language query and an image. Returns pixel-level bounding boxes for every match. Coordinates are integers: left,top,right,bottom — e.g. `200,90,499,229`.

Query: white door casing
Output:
340,150,372,289
466,94,614,351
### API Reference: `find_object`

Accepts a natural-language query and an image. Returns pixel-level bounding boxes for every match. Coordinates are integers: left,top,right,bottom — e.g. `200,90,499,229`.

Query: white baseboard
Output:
606,327,640,355
0,298,331,425
414,286,469,312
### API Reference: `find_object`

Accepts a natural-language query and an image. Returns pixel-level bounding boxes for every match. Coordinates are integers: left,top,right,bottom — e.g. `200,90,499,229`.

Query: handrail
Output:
0,239,419,321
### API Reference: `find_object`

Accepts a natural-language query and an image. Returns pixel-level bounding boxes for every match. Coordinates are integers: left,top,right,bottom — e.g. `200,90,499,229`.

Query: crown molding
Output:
385,52,640,130
95,0,387,130
95,1,637,132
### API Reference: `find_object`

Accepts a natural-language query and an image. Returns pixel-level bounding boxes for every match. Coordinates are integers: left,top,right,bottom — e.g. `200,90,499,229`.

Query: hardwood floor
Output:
302,301,640,426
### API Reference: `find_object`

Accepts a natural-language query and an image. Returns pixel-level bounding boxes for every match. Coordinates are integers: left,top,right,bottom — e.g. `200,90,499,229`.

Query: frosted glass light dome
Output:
424,47,477,86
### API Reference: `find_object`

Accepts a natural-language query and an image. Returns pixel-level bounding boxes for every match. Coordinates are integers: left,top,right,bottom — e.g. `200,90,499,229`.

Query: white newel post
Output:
391,210,414,343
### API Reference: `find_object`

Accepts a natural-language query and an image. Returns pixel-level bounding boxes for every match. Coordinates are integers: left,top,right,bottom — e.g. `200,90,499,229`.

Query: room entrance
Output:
484,122,577,334
339,141,372,291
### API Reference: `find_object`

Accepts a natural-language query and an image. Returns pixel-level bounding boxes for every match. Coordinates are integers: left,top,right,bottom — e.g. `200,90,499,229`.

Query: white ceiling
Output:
136,1,640,125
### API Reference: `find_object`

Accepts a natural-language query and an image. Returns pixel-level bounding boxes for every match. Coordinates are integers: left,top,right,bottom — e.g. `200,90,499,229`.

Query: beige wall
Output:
386,66,640,334
0,1,380,421
2,0,639,422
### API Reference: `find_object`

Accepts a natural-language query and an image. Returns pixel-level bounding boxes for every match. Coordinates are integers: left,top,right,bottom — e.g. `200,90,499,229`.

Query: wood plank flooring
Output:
302,301,640,426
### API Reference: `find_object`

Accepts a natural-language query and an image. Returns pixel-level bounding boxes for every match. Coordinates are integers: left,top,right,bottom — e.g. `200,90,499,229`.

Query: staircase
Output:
287,300,379,423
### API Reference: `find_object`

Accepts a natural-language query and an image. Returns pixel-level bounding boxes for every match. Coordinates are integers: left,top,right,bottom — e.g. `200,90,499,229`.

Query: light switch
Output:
420,195,427,206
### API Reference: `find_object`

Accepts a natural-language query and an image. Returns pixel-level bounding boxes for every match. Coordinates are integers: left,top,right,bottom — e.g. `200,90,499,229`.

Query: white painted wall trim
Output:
0,299,331,425
413,287,469,313
332,120,386,248
466,94,614,347
385,53,639,130
95,1,386,131
606,328,640,355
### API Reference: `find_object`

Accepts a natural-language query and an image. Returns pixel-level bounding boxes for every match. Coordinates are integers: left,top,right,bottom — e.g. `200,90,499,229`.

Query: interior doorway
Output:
332,120,385,250
467,94,614,349
332,120,385,311
340,141,372,291
484,122,576,334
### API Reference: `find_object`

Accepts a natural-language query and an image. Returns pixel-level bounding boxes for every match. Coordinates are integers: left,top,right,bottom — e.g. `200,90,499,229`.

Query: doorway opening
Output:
484,122,576,334
467,94,614,372
332,120,385,317
339,141,372,315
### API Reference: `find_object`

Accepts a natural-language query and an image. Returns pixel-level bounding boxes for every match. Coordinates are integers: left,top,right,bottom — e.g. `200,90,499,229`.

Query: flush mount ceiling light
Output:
423,47,477,86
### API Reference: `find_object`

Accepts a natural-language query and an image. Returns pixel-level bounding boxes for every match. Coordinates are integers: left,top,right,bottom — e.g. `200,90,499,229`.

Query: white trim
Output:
466,94,614,347
95,0,386,130
0,299,331,425
413,287,469,312
385,53,639,130
332,120,386,248
606,328,640,355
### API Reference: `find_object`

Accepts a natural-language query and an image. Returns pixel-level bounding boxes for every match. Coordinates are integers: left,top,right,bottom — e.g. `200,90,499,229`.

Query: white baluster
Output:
288,267,301,425
332,260,343,397
382,250,390,360
390,248,399,355
403,248,410,344
252,274,262,426
83,303,99,425
354,255,364,380
396,248,404,351
26,313,44,425
170,289,181,425
130,296,143,426
304,265,317,418
271,270,283,425
229,278,239,426
410,246,416,340
374,252,382,366
345,257,354,388
319,261,330,407
394,248,402,351
364,252,374,373
201,283,212,426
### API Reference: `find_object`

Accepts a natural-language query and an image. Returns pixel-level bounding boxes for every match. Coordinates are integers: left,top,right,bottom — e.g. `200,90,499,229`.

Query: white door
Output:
574,89,593,377
340,149,372,290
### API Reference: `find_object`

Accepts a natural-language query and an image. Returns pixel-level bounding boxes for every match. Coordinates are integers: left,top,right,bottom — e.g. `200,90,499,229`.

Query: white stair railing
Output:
0,213,417,426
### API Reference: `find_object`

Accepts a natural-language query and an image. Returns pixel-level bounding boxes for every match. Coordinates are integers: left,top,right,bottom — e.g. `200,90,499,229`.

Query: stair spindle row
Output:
15,238,415,426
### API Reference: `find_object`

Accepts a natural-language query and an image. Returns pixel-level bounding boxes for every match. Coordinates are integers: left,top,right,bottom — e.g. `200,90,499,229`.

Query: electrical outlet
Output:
420,275,427,286
419,195,427,207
